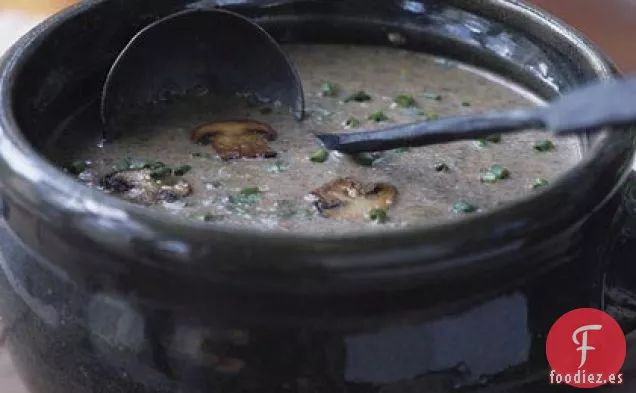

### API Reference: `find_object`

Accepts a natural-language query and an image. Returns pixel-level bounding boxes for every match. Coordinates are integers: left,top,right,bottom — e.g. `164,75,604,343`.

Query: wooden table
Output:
1,1,636,392
532,0,636,73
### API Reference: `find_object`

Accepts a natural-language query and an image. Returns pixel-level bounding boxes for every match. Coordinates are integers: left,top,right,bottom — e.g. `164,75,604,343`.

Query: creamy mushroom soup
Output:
47,44,580,234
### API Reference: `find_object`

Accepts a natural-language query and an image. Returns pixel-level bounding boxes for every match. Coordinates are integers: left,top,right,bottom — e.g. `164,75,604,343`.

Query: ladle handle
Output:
317,107,546,153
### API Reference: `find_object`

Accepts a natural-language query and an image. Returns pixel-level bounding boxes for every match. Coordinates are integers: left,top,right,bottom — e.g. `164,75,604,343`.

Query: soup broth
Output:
47,44,580,234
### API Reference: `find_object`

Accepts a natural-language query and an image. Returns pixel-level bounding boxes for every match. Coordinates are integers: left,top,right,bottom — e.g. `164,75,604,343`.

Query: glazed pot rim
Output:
0,0,632,276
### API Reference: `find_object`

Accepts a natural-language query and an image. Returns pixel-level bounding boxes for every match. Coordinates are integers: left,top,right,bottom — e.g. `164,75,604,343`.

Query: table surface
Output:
1,0,636,392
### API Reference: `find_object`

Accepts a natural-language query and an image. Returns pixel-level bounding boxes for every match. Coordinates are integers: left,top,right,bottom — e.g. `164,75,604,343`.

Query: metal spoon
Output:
100,8,304,141
315,76,636,154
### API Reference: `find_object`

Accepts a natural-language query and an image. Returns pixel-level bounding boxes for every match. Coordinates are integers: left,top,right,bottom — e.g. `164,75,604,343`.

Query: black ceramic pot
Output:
1,0,636,392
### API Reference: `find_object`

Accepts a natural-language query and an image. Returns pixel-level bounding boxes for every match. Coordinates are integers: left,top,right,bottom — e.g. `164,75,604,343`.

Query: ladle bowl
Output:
101,7,304,140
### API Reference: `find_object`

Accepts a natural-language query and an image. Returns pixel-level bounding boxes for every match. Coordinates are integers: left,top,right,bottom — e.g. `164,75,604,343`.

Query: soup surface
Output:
48,44,580,234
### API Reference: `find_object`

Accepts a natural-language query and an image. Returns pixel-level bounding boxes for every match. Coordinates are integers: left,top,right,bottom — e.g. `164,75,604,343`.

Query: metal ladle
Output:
100,8,304,141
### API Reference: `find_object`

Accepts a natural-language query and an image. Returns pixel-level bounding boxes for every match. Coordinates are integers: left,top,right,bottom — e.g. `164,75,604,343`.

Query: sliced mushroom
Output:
310,177,398,220
101,169,192,205
191,120,277,160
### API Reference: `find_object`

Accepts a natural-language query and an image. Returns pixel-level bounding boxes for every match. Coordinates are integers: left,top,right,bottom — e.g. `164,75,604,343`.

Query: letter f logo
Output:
572,325,602,368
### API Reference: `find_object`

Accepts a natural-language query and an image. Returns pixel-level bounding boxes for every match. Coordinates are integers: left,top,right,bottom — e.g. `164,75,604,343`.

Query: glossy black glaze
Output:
0,0,636,392
3,183,636,393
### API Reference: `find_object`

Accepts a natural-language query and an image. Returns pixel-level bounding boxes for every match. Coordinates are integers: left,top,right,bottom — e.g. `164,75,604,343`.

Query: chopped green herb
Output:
351,152,384,167
485,134,501,143
344,90,372,103
352,148,405,167
310,149,329,163
461,101,471,107
489,164,509,179
532,178,549,189
344,116,361,128
267,159,290,173
368,208,388,223
112,159,130,171
128,158,151,170
259,107,273,115
240,187,260,196
422,92,442,101
480,164,510,183
368,111,389,122
451,201,477,214
190,152,203,157
320,81,339,97
192,213,224,222
150,167,172,180
229,194,261,205
534,139,555,152
149,161,166,170
480,172,498,183
394,94,416,108
433,161,450,172
173,164,192,176
475,134,501,147
228,187,263,205
65,160,87,175
418,110,439,120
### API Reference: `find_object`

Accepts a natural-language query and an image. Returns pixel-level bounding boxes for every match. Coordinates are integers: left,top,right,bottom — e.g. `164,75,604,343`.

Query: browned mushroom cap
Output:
310,177,398,220
191,120,278,160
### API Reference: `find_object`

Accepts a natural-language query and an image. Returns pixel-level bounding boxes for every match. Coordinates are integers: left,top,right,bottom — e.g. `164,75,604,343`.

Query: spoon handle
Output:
316,107,546,153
